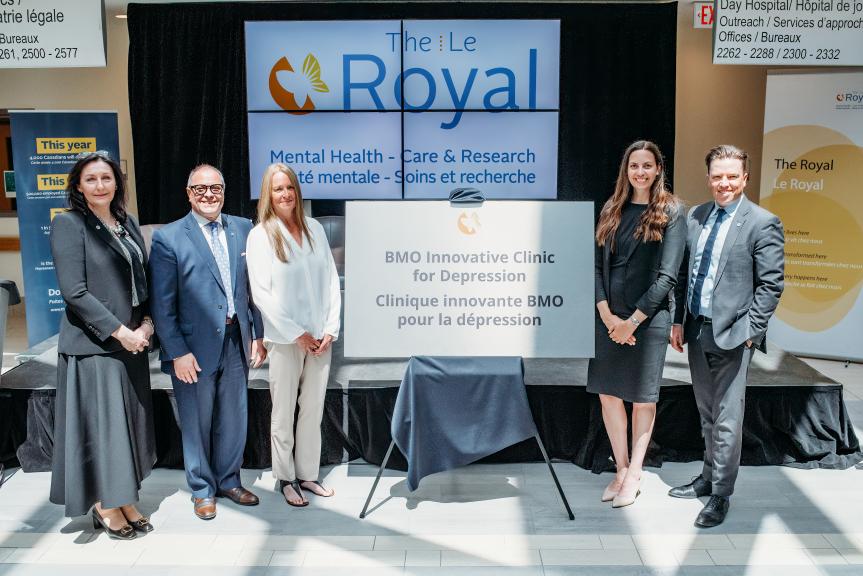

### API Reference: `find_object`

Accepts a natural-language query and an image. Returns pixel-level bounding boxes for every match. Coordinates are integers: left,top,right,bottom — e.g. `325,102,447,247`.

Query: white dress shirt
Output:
191,210,229,257
688,197,743,319
192,210,234,309
246,216,341,344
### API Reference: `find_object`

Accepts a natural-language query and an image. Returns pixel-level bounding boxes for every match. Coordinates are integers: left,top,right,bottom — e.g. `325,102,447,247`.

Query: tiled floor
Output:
2,308,863,574
2,461,863,575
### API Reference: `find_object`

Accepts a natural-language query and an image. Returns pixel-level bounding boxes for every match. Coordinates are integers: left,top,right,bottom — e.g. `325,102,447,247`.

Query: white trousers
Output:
266,341,331,481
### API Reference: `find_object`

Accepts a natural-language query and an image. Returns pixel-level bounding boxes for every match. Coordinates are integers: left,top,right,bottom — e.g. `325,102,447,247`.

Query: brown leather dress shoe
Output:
192,497,217,520
217,486,260,506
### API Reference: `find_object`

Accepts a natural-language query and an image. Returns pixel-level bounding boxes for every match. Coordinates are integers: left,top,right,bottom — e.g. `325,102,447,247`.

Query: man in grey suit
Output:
669,145,784,528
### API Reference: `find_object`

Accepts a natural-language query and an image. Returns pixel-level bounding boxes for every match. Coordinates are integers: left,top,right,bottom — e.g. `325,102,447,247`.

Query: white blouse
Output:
246,217,341,344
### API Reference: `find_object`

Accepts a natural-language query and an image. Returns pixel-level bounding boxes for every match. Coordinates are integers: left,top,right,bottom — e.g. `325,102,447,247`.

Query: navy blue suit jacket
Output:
148,211,263,375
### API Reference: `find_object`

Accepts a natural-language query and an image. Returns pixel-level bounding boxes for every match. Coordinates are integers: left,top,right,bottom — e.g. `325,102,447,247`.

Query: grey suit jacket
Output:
673,196,784,352
50,210,149,356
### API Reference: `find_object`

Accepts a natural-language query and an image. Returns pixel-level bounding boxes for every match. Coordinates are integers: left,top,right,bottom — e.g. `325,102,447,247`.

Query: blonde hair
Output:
256,163,313,262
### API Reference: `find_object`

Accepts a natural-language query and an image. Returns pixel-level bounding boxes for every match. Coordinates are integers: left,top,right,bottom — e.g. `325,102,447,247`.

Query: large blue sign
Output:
245,20,560,199
10,111,119,347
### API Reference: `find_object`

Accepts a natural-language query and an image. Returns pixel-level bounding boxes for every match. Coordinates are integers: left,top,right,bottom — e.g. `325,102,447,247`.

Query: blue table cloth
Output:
391,356,537,491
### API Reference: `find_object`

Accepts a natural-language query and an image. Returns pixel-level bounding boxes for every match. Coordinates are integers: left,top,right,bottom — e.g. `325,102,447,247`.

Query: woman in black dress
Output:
587,141,685,508
49,152,156,539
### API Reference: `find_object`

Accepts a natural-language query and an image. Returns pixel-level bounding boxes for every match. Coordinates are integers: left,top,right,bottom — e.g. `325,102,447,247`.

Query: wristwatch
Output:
628,316,641,326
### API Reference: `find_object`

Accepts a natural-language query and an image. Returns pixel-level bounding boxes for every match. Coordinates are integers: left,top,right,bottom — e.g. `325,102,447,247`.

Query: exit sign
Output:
694,1,713,28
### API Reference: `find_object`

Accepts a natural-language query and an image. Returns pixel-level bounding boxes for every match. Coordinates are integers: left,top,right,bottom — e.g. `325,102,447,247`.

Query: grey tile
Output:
266,568,404,576
407,568,542,576
540,549,643,566
404,550,440,567
542,568,676,576
678,568,826,576
129,569,269,576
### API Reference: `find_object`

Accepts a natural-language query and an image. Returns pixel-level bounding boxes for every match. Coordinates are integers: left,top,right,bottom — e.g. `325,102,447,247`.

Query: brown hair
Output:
256,163,314,263
595,140,680,250
66,152,128,222
705,144,749,174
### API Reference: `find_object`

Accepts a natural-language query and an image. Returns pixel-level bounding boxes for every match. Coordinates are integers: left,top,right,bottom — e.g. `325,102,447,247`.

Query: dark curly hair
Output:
65,151,127,222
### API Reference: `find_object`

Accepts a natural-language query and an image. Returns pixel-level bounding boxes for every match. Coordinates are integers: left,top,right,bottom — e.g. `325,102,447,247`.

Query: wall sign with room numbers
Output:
0,0,106,68
713,0,863,66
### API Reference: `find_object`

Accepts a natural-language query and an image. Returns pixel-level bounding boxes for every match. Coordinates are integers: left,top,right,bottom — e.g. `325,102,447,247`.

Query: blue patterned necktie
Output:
207,221,235,318
690,208,728,317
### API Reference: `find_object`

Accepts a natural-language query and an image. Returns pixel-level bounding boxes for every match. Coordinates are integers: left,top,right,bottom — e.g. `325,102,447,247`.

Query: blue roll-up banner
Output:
10,111,120,347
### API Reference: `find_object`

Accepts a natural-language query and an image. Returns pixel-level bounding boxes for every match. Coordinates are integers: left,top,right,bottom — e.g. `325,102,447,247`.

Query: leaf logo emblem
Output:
457,212,481,235
268,53,330,114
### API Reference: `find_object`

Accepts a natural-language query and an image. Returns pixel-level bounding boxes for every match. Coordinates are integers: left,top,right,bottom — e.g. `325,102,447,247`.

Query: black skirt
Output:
586,308,671,403
49,350,155,517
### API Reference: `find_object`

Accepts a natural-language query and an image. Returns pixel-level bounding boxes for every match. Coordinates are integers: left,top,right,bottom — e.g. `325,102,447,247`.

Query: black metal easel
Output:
359,432,575,520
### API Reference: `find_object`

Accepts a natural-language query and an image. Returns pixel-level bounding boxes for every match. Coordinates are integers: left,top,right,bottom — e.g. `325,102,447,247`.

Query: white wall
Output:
0,218,23,291
0,16,134,296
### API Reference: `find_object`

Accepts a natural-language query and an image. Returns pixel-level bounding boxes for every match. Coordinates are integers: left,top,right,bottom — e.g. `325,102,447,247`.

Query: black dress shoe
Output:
668,476,712,499
695,495,730,528
217,486,260,506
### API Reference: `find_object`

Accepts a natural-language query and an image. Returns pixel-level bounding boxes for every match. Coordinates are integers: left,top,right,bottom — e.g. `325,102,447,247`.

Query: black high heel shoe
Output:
91,508,137,540
127,516,154,534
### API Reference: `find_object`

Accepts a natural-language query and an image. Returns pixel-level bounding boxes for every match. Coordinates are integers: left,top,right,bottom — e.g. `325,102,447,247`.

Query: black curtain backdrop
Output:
128,1,677,223
10,385,862,472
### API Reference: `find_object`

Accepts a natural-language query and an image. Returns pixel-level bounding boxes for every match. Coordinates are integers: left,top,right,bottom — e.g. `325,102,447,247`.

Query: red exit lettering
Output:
699,4,714,26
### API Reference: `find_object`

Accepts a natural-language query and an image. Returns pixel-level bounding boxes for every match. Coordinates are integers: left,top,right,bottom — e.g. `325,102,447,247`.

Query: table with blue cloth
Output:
360,356,573,519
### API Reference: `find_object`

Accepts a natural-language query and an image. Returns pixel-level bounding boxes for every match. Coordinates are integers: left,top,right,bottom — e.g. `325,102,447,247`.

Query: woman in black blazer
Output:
49,152,156,540
587,141,685,508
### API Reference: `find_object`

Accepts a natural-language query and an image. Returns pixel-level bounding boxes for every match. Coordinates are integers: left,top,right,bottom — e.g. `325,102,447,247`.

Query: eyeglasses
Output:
76,150,113,160
189,184,225,197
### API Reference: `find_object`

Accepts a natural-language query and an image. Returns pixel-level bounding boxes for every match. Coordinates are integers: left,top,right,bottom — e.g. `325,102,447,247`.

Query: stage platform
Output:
2,336,861,474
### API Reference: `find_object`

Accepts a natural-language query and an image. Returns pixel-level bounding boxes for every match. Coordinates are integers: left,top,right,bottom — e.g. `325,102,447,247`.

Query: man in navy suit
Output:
149,164,266,520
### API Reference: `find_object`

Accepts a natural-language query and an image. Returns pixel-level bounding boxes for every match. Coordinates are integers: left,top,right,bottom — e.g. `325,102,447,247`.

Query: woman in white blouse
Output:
246,163,341,507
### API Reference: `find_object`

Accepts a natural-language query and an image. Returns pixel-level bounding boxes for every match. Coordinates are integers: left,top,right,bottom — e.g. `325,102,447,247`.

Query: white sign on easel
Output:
345,201,595,358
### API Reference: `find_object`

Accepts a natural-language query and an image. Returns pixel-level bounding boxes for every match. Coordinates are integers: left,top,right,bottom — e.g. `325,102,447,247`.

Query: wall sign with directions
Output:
713,0,863,66
0,0,106,69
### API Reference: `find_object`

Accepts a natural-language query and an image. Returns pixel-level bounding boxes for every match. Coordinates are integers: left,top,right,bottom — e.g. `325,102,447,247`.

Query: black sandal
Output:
299,479,335,497
279,480,308,507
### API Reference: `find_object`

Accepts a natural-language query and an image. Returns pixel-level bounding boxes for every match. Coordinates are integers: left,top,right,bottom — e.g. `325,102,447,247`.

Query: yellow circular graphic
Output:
457,212,481,235
760,131,863,332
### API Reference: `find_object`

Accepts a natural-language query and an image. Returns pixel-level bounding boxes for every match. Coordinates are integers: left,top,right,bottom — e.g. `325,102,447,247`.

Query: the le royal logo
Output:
269,54,330,113
457,212,481,235
835,91,863,110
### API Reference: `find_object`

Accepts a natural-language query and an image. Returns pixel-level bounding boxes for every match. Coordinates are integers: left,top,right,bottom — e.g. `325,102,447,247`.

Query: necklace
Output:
95,213,126,237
